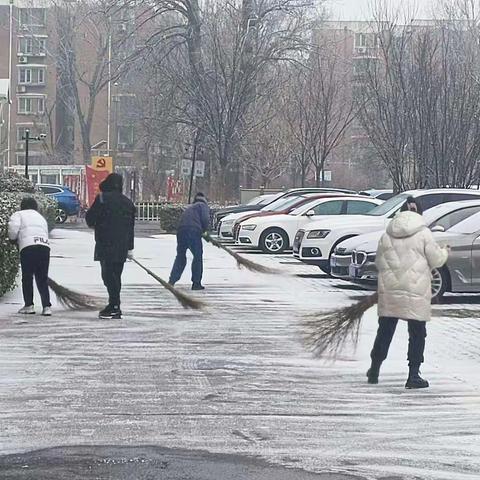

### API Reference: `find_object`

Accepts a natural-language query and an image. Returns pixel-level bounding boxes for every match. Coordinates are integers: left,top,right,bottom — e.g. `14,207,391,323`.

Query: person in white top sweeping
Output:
8,197,52,316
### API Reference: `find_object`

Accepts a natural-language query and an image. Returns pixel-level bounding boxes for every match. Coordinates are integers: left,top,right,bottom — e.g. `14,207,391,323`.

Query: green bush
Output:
0,173,57,297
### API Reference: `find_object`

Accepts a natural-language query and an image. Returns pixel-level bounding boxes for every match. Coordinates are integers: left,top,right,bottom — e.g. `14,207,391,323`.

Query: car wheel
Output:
431,267,448,301
55,208,68,224
260,228,288,254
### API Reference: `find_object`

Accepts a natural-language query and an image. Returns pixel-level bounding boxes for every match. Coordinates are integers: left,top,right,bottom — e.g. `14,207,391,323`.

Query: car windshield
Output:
447,211,480,234
261,195,302,212
365,193,409,216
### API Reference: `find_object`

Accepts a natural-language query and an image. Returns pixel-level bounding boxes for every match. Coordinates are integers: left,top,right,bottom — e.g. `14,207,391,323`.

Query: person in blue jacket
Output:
169,192,210,290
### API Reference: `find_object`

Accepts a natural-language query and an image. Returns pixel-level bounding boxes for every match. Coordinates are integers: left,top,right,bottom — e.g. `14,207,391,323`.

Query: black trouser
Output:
100,261,125,307
20,245,51,308
370,316,427,367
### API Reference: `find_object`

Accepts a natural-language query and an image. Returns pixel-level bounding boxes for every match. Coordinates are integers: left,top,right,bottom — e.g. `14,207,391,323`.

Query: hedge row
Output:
136,203,220,232
0,173,57,298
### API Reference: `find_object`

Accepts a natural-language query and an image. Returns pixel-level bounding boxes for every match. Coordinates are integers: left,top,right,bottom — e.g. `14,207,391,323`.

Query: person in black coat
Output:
86,173,135,319
169,192,210,290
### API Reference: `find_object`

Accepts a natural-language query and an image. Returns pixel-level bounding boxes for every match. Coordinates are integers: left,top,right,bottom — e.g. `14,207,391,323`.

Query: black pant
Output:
169,227,203,285
100,261,125,307
20,245,51,308
370,316,427,367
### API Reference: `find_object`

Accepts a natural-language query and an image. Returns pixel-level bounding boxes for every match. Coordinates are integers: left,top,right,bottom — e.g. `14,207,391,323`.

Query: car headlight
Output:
241,224,257,231
307,229,330,239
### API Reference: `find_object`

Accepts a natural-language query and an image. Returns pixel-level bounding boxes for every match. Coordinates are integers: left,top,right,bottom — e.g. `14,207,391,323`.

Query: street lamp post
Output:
23,129,30,179
22,129,46,179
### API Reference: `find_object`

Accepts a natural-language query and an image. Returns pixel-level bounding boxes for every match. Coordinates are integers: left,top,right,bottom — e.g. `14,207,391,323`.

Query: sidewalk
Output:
0,229,479,479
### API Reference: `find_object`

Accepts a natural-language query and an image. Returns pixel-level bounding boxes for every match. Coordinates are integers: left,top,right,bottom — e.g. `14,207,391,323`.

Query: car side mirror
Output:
431,225,445,233
305,210,316,217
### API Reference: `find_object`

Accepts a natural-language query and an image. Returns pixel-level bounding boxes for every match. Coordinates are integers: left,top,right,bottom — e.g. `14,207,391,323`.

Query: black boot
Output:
405,365,429,389
99,304,122,319
366,360,381,384
192,283,205,291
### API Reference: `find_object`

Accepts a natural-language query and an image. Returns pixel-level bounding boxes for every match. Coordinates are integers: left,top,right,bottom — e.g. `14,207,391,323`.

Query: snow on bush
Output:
0,173,56,297
0,171,35,194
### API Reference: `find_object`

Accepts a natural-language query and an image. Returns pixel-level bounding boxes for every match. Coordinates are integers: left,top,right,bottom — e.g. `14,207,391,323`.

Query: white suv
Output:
293,189,480,273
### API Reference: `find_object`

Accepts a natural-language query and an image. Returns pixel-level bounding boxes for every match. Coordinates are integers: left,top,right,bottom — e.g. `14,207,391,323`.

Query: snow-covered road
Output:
0,228,479,479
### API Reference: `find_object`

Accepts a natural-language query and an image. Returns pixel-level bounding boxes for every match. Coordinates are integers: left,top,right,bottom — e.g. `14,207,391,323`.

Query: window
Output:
18,37,46,55
18,96,45,115
448,211,480,235
39,186,61,194
19,8,46,26
19,67,46,85
311,200,344,216
17,125,46,141
346,200,377,214
445,193,480,202
430,206,480,231
355,33,367,48
416,194,444,212
117,125,134,148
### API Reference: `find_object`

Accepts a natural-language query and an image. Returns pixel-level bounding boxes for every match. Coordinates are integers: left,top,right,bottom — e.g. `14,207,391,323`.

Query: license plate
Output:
349,265,358,278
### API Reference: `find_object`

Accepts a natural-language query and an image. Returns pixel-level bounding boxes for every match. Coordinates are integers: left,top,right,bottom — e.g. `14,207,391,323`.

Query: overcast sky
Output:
324,0,438,20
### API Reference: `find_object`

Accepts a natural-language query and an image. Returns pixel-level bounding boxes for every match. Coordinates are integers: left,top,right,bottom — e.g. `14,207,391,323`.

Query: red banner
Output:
86,166,109,207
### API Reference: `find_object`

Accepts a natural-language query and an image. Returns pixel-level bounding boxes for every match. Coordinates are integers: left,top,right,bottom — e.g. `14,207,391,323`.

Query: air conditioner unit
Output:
19,56,28,64
17,85,27,93
356,47,367,54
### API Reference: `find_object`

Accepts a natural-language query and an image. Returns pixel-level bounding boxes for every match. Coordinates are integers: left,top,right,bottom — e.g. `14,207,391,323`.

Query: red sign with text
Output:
86,166,109,207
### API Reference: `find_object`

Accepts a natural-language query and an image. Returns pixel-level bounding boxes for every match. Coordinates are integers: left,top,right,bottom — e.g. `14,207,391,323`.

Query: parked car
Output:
213,187,356,228
229,193,374,241
235,196,382,254
37,184,81,223
218,192,341,239
331,200,480,300
293,189,480,273
360,189,395,200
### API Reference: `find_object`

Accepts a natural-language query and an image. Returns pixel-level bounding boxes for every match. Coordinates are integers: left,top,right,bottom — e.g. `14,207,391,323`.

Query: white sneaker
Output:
42,307,52,316
18,305,35,315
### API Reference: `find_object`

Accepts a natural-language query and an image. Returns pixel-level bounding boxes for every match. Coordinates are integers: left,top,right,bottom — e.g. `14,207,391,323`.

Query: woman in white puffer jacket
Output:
367,197,448,389
8,197,51,316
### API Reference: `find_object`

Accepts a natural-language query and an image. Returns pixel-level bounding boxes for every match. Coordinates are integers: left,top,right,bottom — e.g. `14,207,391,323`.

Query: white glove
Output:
127,250,134,260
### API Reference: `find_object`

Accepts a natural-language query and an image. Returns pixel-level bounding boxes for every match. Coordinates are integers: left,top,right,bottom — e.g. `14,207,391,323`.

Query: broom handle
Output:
132,258,170,288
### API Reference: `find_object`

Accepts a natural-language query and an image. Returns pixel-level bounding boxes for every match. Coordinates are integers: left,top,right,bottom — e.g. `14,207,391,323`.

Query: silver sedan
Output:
331,200,480,299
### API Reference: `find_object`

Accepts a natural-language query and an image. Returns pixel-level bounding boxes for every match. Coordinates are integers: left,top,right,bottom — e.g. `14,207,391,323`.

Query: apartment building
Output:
0,0,127,179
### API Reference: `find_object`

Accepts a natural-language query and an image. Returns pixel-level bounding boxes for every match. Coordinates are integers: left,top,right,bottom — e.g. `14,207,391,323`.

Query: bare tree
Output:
360,4,480,190
285,30,358,187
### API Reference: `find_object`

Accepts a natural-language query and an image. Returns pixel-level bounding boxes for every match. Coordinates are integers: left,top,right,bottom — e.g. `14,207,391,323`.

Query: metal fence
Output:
135,202,162,222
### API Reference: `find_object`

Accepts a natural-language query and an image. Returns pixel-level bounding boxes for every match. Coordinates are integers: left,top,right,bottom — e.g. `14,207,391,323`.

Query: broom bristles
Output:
204,234,281,275
47,277,104,310
132,259,204,310
303,292,378,357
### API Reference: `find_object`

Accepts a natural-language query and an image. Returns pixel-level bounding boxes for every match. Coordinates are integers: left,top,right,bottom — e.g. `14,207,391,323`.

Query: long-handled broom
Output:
132,258,204,310
303,292,378,357
47,277,104,310
203,233,281,275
